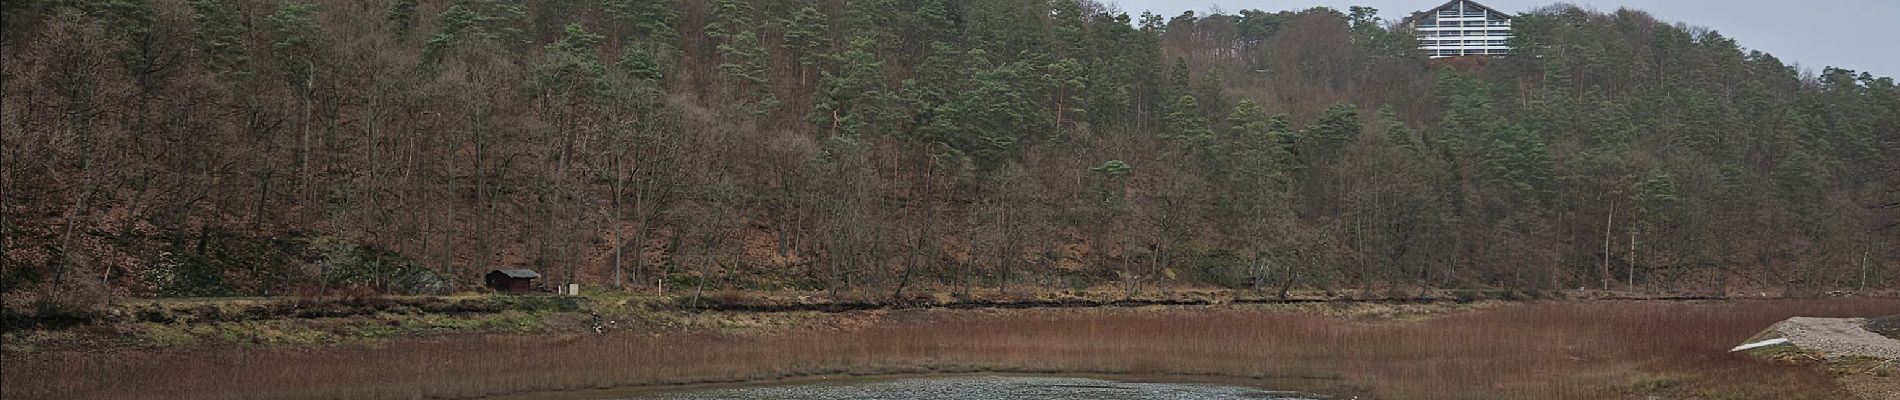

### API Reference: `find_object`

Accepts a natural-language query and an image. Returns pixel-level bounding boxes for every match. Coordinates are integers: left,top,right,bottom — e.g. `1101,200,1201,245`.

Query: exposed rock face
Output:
1742,317,1900,360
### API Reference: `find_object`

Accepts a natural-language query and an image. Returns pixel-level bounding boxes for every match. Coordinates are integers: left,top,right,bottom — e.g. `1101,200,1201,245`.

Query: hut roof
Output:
490,269,541,279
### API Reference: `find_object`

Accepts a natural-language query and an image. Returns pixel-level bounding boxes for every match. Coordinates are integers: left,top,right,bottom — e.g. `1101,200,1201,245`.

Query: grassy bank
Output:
3,298,1894,400
0,287,1740,353
0,294,594,353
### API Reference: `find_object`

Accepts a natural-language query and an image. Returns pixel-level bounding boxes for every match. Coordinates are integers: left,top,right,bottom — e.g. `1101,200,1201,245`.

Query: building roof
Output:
489,269,541,279
1402,0,1513,26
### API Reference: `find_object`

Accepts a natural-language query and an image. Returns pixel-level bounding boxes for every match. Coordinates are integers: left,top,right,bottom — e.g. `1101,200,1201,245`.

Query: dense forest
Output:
3,0,1896,309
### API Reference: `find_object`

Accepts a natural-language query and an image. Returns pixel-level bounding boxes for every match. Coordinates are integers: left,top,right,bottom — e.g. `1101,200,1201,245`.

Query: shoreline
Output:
4,298,1895,400
477,371,1353,400
4,289,1893,355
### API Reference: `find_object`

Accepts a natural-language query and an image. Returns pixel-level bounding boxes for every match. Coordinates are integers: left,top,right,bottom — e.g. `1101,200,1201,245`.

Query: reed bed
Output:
4,298,1893,400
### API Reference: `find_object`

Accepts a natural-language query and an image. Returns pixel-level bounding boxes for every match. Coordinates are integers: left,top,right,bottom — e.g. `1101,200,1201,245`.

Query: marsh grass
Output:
3,299,1893,400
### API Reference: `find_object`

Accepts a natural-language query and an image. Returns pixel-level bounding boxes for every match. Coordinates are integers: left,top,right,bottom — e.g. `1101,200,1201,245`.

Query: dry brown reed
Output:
4,298,1894,400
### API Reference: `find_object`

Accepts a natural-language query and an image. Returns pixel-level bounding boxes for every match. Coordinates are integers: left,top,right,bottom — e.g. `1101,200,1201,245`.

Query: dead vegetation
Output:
4,298,1895,400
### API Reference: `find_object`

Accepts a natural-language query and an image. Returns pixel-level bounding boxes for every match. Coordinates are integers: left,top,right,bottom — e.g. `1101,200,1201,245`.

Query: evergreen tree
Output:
1227,100,1294,172
540,23,606,94
189,0,248,74
707,0,773,113
1050,0,1091,57
1481,124,1554,196
1168,57,1191,94
782,6,829,85
1267,114,1300,165
1379,106,1418,151
618,46,664,82
1046,57,1086,130
843,0,899,45
1306,103,1361,155
814,36,897,138
423,0,527,65
1162,95,1213,149
1194,68,1227,123
901,0,958,62
1138,11,1164,33
265,2,321,89
942,51,1041,169
386,0,419,35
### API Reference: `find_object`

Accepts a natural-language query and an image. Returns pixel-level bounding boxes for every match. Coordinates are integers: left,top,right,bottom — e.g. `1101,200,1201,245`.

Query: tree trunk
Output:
299,65,315,224
1628,227,1638,290
1602,198,1615,291
612,155,625,289
689,238,719,310
55,161,98,285
632,219,652,287
1860,249,1871,292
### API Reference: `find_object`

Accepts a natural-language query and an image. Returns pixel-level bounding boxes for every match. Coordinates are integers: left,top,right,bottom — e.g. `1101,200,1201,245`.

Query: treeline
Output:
1,0,1895,306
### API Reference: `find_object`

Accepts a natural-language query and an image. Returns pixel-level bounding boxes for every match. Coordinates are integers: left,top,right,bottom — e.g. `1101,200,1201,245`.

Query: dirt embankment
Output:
1744,315,1900,400
1763,317,1900,360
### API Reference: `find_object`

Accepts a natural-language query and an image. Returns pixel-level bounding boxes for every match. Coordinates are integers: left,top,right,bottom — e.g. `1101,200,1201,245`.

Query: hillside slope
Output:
2,0,1896,309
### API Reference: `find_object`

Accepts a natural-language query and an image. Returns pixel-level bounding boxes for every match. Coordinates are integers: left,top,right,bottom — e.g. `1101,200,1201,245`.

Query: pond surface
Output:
612,376,1326,400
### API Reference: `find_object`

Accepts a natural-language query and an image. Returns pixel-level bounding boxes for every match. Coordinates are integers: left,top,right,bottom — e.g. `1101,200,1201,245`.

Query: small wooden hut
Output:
484,269,540,294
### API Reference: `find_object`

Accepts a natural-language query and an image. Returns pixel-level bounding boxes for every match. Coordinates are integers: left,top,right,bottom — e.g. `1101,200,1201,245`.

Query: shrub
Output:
34,278,107,322
1452,290,1480,304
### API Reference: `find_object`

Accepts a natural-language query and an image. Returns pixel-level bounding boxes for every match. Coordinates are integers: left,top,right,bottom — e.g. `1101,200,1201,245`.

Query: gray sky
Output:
1107,0,1899,77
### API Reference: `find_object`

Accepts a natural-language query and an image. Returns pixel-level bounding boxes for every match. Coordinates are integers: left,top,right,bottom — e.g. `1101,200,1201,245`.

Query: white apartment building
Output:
1405,0,1512,58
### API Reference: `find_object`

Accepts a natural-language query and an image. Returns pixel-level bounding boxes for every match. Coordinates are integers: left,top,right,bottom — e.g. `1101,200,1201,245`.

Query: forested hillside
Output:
3,0,1896,308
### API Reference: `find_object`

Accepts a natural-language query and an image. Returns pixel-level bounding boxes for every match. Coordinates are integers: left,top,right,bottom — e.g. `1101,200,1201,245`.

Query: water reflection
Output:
620,376,1324,400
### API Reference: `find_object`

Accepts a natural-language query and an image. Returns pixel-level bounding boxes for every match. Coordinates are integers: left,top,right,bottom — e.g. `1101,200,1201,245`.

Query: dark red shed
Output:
484,269,540,294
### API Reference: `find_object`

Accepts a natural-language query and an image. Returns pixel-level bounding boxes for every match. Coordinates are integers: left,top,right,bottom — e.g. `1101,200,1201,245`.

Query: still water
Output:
614,376,1326,400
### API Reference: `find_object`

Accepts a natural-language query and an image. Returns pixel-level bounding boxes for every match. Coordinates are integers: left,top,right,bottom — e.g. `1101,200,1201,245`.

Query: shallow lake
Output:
609,376,1325,400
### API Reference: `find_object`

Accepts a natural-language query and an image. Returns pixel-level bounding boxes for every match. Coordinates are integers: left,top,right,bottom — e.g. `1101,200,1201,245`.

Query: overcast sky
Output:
1106,0,1899,77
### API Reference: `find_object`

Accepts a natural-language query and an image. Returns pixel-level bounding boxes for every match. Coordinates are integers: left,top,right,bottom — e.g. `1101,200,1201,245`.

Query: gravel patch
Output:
620,376,1325,400
1770,317,1900,360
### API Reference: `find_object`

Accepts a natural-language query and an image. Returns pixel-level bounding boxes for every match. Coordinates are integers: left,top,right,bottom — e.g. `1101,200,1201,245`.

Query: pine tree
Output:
1227,100,1293,170
1091,160,1133,207
1194,68,1227,123
1168,57,1191,95
1378,106,1418,151
1213,101,1299,291
706,0,753,41
814,36,896,137
1481,124,1554,196
540,23,607,94
1138,11,1164,33
944,51,1040,169
1046,57,1086,130
782,6,829,86
1162,95,1213,148
1267,114,1300,165
189,0,249,74
619,47,663,82
265,2,321,88
843,0,899,45
1050,0,1091,57
708,0,773,113
423,0,527,65
386,0,419,35
603,0,676,43
900,0,957,62
1306,103,1361,155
